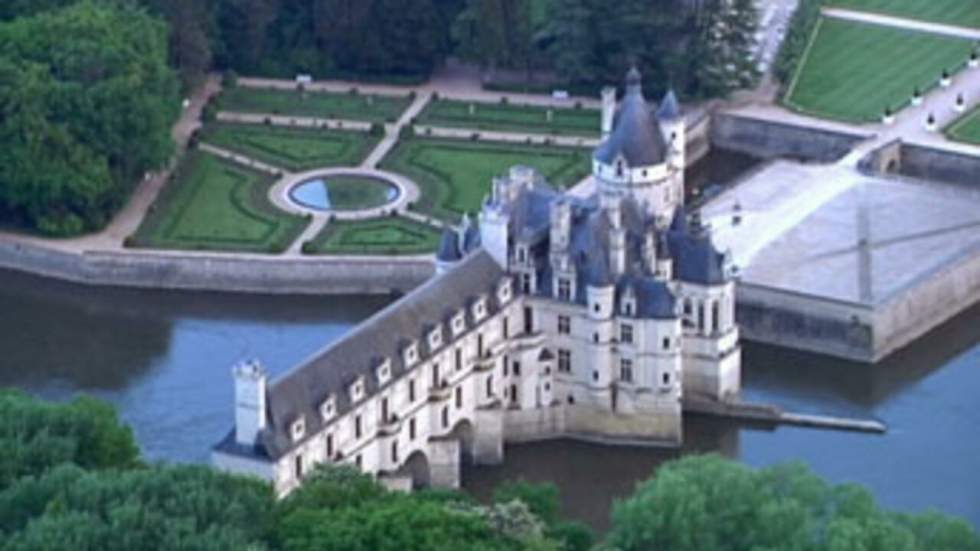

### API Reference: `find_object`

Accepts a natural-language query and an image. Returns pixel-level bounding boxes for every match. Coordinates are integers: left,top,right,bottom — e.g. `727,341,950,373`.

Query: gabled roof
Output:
257,250,508,459
594,69,668,168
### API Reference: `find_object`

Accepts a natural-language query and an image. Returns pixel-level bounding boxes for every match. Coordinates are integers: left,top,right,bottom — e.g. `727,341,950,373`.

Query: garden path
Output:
822,7,980,39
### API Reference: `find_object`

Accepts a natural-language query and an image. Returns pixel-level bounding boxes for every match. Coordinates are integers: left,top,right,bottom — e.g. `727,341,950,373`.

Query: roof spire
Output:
625,66,642,95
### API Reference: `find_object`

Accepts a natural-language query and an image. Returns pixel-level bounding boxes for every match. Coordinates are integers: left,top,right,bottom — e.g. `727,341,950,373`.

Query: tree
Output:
0,390,140,491
0,1,179,235
0,464,274,551
607,455,980,551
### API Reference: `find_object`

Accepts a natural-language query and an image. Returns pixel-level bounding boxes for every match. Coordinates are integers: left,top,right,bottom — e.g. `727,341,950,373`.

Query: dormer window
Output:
429,328,442,350
473,298,487,321
320,396,336,421
376,360,391,384
622,298,635,316
403,344,418,366
452,312,466,335
498,279,512,302
349,378,365,402
517,246,527,264
557,278,571,301
616,160,625,178
291,417,306,441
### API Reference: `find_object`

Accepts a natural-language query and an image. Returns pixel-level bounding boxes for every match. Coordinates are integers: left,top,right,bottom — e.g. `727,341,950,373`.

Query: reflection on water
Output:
466,302,980,532
0,268,390,462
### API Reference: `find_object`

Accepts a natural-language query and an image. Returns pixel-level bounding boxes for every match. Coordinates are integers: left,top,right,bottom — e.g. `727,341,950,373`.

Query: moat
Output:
2,265,978,531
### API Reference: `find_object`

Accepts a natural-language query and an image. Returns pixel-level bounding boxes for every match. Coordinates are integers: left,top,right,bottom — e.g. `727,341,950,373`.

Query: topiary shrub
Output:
370,123,385,136
222,70,238,89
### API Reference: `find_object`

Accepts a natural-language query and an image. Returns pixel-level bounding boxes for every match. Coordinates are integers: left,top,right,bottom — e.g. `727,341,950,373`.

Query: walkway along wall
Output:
0,240,433,295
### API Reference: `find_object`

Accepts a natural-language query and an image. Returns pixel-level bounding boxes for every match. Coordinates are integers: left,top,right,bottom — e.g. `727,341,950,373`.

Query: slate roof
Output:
253,251,508,459
656,90,681,121
594,69,669,168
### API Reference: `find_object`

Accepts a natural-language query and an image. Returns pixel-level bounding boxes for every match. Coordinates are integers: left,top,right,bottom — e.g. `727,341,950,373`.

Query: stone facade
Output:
213,70,741,495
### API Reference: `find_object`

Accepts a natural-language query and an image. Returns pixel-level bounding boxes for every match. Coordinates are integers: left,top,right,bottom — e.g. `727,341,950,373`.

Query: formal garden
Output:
827,0,980,29
303,216,442,255
198,123,380,172
380,137,591,220
415,98,601,137
946,107,980,145
130,151,308,253
783,17,974,122
216,86,413,123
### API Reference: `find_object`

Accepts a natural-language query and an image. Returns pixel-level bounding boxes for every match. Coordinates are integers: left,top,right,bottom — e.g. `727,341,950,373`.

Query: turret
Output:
233,360,267,446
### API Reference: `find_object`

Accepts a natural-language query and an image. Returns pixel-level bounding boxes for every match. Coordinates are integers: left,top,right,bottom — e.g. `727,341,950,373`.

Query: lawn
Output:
380,137,590,220
305,216,441,255
217,86,413,123
784,17,974,122
199,123,379,172
945,107,980,145
827,0,980,29
130,150,307,253
416,99,601,137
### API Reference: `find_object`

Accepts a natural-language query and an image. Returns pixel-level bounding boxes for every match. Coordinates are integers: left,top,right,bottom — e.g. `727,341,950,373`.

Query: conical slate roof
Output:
594,69,668,168
656,89,681,121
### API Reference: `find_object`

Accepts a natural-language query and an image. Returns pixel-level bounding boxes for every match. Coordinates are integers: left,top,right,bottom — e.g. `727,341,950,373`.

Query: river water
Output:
0,151,976,531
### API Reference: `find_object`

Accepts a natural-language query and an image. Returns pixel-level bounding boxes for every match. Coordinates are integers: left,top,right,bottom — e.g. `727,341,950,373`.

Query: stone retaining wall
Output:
898,143,980,187
711,112,866,162
0,240,433,295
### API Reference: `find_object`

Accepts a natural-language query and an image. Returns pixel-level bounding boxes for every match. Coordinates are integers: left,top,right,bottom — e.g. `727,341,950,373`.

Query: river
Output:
0,151,977,532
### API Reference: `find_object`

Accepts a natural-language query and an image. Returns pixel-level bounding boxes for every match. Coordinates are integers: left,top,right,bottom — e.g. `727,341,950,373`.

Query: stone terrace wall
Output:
899,143,980,187
0,240,433,295
711,113,865,163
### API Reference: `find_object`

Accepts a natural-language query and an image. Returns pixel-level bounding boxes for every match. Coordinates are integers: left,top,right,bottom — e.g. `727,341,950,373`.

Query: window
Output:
354,415,362,440
503,355,509,376
381,397,390,423
712,301,720,333
452,313,465,334
351,379,365,402
291,418,305,441
518,247,526,263
441,406,449,428
409,378,416,402
558,349,571,373
326,433,334,459
455,348,462,371
499,281,512,302
592,370,599,382
593,332,599,343
455,386,463,409
621,324,634,344
620,359,634,383
320,397,336,421
524,307,534,333
623,301,634,316
478,333,484,358
594,302,600,313
510,384,518,403
512,361,521,376
662,337,670,350
404,344,418,366
475,299,486,320
391,441,399,463
295,454,303,479
431,362,440,388
486,375,493,398
355,454,362,469
409,417,417,440
503,317,509,339
429,329,442,349
558,278,571,300
558,315,571,335
377,361,391,384
662,372,671,385
521,273,531,293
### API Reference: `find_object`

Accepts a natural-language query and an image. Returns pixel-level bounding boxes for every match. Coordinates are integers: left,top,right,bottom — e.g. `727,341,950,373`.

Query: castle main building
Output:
213,69,741,495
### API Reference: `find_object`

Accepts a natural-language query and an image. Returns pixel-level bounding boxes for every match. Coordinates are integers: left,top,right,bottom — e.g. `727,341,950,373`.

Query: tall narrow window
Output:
391,441,399,463
558,278,571,300
510,384,518,403
503,317,509,338
409,417,417,440
558,315,571,335
486,375,493,398
441,406,449,428
521,273,531,293
409,378,416,402
512,361,521,376
295,454,303,480
620,359,634,383
354,415,362,439
478,334,484,359
432,362,440,388
524,307,533,333
712,301,720,334
455,348,462,371
381,397,389,423
620,324,634,344
455,386,463,409
558,349,571,373
326,434,334,459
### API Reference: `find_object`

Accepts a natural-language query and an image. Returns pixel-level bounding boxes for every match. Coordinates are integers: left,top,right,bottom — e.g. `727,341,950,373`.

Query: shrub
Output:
499,96,510,105
399,125,415,140
301,241,315,254
349,86,360,96
369,123,385,136
470,132,481,141
221,70,238,89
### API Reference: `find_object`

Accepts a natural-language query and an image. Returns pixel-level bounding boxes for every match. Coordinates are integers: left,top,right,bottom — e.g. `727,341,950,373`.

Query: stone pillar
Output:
473,406,505,465
427,437,461,489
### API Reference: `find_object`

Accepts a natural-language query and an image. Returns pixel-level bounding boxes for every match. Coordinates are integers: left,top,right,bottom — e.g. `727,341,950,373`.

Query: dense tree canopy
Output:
608,455,980,551
0,1,179,235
